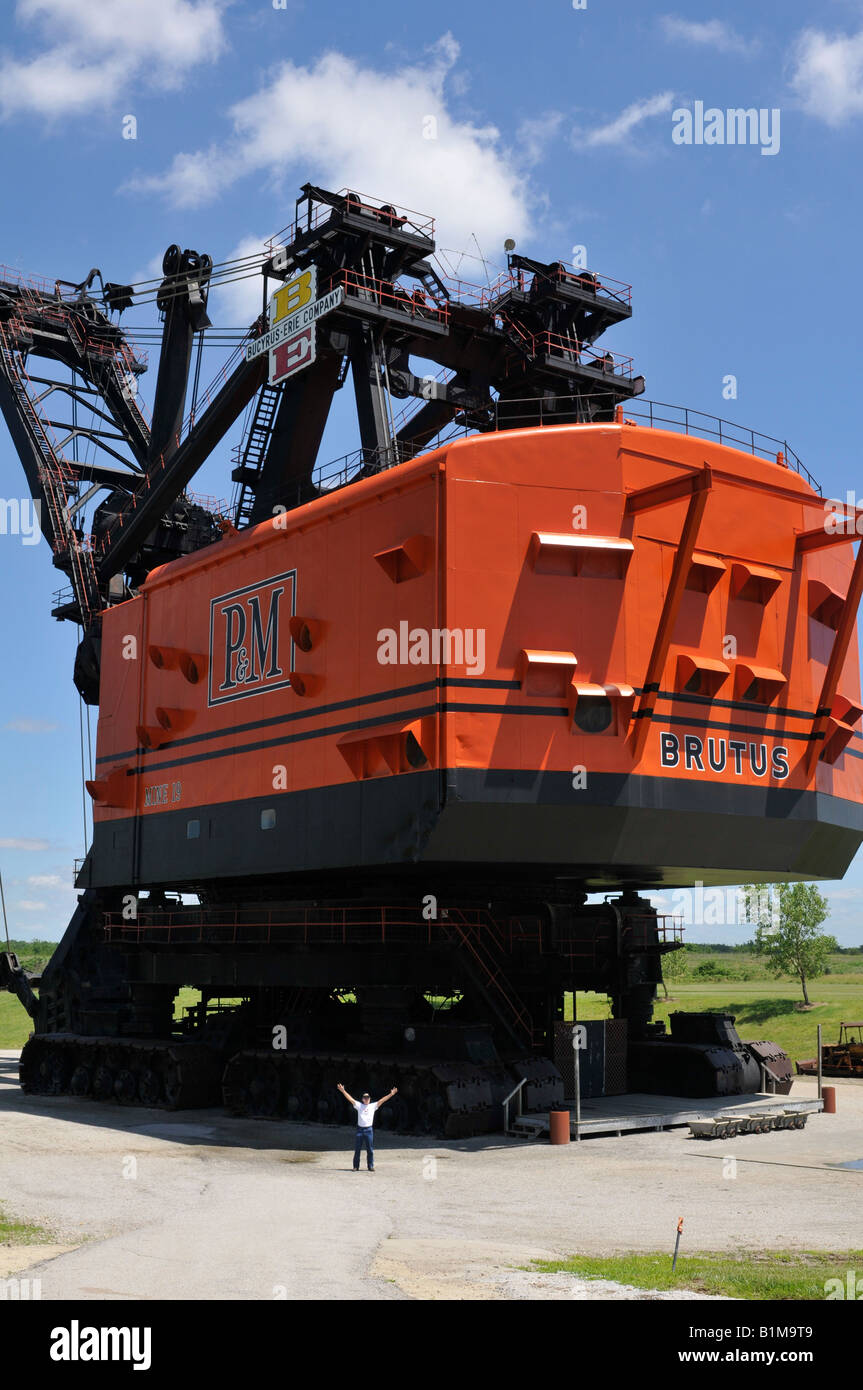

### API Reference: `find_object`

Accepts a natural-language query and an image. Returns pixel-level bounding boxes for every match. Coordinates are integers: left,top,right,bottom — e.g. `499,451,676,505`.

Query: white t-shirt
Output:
354,1100,378,1128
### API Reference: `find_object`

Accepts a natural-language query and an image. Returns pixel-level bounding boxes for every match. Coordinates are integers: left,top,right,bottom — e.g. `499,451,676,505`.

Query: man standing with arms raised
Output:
337,1081,398,1171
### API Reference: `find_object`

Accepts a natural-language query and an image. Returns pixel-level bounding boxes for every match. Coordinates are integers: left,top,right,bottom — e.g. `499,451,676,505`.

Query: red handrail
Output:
327,269,449,326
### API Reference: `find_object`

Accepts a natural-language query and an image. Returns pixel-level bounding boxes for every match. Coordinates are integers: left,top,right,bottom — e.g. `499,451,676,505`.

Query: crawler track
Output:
19,1034,561,1136
222,1049,521,1137
19,1034,224,1109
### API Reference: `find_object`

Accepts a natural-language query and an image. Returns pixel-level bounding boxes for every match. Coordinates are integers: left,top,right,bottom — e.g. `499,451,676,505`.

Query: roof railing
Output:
620,399,819,493
327,268,449,325
482,263,633,309
266,189,436,256
527,333,635,377
0,263,57,296
302,395,819,503
185,491,230,517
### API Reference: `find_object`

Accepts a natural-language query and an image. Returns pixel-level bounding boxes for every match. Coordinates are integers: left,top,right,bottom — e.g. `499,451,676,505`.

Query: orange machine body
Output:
88,420,863,892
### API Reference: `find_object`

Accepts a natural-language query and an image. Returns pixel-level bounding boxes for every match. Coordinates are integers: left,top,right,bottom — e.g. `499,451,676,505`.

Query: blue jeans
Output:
354,1126,374,1169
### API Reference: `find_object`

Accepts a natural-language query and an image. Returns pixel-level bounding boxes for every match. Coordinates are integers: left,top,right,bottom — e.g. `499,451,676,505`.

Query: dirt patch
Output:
370,1238,733,1300
371,1238,559,1299
0,1245,79,1279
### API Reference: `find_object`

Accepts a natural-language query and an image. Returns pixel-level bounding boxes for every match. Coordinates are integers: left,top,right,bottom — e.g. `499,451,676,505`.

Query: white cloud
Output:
790,27,863,127
27,874,64,887
660,15,754,56
515,112,565,167
210,235,272,327
124,35,534,254
129,253,170,298
0,837,50,851
0,0,227,118
5,718,58,733
580,91,675,148
15,899,47,911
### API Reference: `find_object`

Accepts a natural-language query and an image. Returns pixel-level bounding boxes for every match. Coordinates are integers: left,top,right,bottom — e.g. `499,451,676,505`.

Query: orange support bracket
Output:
629,466,713,761
795,512,863,554
624,468,706,516
806,538,863,774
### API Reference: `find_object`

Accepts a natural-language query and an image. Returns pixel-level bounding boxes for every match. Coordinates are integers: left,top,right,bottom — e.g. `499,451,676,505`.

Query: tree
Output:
744,882,837,1005
661,946,688,997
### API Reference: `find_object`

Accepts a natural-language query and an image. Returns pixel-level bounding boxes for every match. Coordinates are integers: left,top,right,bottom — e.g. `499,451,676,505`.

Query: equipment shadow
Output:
720,996,803,1027
0,1064,525,1156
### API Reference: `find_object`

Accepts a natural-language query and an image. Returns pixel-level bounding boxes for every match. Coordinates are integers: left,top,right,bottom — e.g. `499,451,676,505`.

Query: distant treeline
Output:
6,938,863,963
685,942,863,954
5,939,57,968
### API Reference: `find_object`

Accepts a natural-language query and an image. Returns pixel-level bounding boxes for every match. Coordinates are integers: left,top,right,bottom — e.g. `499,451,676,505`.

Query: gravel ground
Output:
2,1049,861,1301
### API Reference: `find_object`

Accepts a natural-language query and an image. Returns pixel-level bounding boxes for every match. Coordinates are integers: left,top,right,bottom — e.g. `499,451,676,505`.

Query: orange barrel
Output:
549,1110,571,1145
822,1086,837,1114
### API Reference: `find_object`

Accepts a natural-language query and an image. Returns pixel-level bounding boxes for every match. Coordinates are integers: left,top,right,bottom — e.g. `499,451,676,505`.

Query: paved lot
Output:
2,1049,862,1300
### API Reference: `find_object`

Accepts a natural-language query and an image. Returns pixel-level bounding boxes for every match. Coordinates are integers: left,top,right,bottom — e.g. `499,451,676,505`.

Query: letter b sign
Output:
272,270,314,323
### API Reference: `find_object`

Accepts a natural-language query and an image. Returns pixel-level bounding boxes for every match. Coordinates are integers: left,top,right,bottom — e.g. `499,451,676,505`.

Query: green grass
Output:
0,1204,54,1247
531,1249,863,1300
0,940,50,1047
174,985,201,1021
0,992,32,1048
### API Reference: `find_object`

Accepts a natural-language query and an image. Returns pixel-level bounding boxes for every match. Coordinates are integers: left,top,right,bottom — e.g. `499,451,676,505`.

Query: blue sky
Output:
2,0,863,943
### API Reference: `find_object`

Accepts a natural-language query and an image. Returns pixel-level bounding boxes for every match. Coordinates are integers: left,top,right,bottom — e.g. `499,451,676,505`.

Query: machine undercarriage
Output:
4,884,788,1135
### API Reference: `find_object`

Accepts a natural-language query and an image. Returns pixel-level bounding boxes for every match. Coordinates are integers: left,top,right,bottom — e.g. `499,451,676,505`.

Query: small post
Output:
817,1024,823,1101
672,1217,684,1272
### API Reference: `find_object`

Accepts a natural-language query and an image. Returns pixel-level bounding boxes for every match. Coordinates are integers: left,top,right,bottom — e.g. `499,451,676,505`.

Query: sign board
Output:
244,265,344,386
208,569,297,707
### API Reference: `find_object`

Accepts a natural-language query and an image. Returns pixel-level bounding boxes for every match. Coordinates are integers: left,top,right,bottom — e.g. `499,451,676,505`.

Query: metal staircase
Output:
0,318,102,625
231,384,283,526
439,909,540,1051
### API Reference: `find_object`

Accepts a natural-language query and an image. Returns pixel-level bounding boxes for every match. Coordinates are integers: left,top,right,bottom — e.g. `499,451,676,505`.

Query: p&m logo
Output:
208,570,296,707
